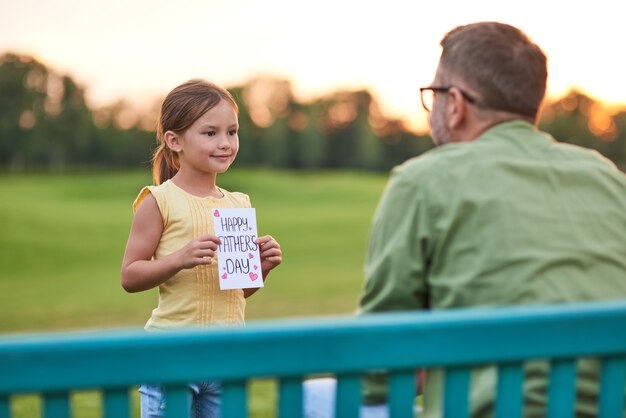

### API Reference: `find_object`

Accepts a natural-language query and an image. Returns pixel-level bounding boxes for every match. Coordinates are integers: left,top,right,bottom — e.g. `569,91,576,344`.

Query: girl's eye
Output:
204,131,216,137
228,129,238,136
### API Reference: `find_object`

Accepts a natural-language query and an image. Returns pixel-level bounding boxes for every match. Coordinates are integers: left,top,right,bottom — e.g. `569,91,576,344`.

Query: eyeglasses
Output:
419,86,478,112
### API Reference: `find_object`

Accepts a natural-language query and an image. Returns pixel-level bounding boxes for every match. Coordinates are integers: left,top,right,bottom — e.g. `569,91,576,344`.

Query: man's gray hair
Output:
439,22,547,119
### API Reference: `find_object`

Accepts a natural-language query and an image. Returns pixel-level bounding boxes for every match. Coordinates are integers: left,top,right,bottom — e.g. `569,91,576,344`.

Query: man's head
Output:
426,22,547,145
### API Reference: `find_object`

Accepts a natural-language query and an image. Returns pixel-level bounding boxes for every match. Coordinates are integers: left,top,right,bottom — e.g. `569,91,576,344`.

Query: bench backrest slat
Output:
43,392,70,418
598,356,626,418
494,362,524,418
546,359,577,418
335,374,360,418
102,388,130,418
0,395,9,418
443,367,471,418
165,384,192,417
278,377,303,418
221,380,247,418
388,370,415,418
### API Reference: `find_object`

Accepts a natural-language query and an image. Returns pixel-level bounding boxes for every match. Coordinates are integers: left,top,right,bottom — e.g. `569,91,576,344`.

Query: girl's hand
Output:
242,235,282,298
256,235,282,276
176,234,222,269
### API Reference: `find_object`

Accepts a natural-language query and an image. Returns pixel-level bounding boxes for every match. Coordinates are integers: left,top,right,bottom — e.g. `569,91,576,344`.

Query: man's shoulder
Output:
551,140,617,166
394,143,474,179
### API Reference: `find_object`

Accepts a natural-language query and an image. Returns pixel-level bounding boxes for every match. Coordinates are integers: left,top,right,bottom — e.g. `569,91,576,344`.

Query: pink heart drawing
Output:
253,265,258,270
249,272,258,281
221,273,227,279
248,253,254,259
213,209,220,217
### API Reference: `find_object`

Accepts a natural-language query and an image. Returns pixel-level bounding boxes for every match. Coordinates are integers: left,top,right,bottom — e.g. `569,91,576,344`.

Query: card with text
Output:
212,208,263,290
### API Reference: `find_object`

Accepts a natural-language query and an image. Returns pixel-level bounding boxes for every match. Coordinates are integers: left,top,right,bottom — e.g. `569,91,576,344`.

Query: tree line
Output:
1,53,625,173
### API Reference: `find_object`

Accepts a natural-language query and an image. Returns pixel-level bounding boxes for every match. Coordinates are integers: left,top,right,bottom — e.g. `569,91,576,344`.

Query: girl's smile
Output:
212,154,232,160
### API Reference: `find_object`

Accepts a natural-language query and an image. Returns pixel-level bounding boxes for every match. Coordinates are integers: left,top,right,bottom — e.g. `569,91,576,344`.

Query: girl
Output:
121,79,282,418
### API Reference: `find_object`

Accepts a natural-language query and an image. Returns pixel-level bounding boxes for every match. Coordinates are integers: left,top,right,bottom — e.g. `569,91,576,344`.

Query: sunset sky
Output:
1,0,624,132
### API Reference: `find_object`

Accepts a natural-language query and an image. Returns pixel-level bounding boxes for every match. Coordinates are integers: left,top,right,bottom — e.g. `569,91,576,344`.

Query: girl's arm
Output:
121,193,220,293
243,235,282,298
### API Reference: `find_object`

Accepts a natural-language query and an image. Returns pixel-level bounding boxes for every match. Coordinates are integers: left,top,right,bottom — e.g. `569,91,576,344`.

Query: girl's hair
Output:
152,79,239,185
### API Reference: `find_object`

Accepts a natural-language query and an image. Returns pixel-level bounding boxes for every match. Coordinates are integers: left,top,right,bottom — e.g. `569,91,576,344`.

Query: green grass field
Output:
0,168,389,417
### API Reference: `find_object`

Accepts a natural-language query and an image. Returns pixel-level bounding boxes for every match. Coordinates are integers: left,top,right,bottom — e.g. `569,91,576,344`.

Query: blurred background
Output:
2,1,625,416
2,0,626,326
2,0,626,174
2,0,626,332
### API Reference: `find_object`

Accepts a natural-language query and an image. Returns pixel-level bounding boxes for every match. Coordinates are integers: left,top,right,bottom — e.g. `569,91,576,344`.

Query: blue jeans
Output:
139,381,222,418
303,378,420,418
303,378,389,418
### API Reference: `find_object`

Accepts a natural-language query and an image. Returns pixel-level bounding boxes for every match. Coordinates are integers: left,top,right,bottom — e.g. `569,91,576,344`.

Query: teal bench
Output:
1,301,626,418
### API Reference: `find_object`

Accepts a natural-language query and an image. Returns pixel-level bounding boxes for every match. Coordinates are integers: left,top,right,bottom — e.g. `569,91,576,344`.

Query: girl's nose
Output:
217,134,231,148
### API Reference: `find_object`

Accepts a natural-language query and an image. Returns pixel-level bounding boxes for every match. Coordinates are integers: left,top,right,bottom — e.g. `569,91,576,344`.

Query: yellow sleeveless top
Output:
133,179,249,330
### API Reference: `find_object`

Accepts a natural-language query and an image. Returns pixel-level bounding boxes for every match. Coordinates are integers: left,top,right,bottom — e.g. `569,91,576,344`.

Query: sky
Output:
1,0,625,132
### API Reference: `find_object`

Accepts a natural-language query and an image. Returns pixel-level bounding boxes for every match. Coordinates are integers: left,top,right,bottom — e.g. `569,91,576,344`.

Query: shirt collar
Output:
474,119,550,145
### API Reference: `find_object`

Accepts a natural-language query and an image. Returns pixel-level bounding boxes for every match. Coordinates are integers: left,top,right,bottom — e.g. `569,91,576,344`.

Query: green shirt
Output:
359,120,626,417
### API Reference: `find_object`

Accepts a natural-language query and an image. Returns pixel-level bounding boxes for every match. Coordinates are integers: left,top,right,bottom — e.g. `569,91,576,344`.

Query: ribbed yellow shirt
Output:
133,180,250,330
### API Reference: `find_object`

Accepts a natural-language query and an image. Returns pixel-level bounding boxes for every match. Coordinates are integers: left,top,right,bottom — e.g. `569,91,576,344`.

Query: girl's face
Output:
175,100,239,175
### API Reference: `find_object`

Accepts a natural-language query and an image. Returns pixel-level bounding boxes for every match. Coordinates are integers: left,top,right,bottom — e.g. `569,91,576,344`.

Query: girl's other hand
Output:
177,234,222,269
256,235,282,275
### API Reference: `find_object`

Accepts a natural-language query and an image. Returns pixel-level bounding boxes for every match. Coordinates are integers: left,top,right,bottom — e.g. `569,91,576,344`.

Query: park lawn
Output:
0,168,389,417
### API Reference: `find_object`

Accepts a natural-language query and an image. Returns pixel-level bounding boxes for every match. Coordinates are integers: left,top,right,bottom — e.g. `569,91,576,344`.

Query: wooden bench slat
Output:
221,380,247,418
495,362,524,418
598,356,626,418
389,370,416,418
0,395,9,418
102,388,130,418
43,392,70,418
443,367,470,418
165,384,190,417
335,374,360,418
547,359,577,418
278,377,303,418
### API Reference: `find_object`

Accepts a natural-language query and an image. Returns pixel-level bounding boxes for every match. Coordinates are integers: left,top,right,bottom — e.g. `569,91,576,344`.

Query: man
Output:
359,21,626,417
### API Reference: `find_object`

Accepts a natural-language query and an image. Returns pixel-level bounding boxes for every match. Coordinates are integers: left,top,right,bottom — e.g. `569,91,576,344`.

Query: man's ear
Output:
446,87,467,129
164,131,182,153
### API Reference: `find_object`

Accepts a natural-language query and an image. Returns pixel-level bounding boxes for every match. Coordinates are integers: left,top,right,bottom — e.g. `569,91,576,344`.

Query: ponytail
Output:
151,141,179,185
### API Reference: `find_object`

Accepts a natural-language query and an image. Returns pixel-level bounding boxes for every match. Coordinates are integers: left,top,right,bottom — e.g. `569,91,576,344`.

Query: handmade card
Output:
212,208,263,290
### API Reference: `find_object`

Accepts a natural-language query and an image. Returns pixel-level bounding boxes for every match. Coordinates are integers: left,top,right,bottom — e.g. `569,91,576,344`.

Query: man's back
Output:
361,120,626,416
415,120,626,310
